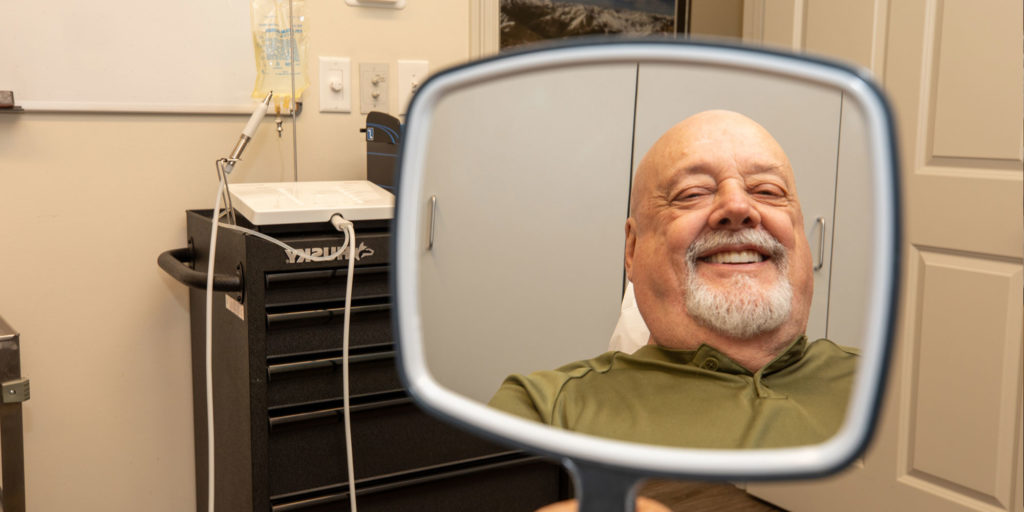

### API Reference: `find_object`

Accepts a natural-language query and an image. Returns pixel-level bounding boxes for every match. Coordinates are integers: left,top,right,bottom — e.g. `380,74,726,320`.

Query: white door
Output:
747,0,1024,510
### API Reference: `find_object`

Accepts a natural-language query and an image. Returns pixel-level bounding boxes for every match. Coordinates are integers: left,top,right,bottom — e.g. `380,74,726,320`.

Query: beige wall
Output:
0,2,471,511
690,0,745,39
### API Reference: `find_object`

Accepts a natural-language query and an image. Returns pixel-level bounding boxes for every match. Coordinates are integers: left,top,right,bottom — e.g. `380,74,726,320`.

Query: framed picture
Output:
499,0,682,50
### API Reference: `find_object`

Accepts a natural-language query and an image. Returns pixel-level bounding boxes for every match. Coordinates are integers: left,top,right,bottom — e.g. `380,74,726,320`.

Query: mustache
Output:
685,228,788,266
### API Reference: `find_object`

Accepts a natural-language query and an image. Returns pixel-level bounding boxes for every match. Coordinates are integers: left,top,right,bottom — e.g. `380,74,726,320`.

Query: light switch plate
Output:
320,56,351,113
397,60,428,115
360,62,390,114
345,0,406,8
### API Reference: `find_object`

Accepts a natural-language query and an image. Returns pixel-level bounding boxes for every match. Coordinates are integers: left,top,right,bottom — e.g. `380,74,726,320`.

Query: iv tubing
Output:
287,0,298,181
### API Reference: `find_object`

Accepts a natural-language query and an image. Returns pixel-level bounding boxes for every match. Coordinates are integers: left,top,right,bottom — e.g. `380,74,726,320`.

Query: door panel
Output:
929,0,1023,160
909,249,1022,505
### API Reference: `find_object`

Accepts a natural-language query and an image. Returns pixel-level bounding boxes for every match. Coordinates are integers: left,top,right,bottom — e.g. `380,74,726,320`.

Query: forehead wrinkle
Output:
631,110,798,215
667,158,788,185
747,162,785,174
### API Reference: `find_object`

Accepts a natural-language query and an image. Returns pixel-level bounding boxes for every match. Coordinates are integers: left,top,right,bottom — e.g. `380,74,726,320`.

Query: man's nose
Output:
707,183,761,230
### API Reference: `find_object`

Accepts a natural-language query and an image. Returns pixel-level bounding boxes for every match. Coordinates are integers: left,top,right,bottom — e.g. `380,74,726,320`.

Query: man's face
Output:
625,110,813,356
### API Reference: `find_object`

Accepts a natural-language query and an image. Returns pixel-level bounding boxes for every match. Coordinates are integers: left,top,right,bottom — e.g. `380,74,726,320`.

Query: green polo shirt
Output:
488,337,858,449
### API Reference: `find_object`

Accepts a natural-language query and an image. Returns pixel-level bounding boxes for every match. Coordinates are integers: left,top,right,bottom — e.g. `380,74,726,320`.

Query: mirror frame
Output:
392,38,900,481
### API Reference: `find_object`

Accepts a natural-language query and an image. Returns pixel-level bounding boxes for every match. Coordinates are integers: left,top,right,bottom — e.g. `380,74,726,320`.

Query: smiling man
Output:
488,110,858,449
625,109,814,372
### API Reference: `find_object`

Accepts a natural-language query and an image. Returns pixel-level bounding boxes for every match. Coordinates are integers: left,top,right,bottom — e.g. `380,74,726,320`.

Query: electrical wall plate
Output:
319,56,352,113
392,39,900,511
345,0,406,9
360,62,390,114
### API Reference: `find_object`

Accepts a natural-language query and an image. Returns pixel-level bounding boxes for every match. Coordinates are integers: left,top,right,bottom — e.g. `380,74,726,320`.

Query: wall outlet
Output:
397,60,429,115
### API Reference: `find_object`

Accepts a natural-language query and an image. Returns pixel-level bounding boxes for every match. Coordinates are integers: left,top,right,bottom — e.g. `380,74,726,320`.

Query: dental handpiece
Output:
220,91,273,224
227,91,274,168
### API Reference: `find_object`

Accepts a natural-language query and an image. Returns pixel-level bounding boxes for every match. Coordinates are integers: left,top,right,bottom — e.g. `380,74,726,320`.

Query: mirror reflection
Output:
416,59,874,450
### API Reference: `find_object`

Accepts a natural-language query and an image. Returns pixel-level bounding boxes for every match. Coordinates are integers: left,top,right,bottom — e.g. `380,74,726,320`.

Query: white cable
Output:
206,197,359,512
218,213,359,511
205,177,225,512
331,214,359,512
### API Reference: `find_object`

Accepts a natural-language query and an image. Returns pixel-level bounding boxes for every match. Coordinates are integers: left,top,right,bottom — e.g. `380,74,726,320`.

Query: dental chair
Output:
608,282,649,354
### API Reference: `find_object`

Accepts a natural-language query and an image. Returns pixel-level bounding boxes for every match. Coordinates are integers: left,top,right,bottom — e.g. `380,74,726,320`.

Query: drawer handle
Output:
428,195,437,251
269,397,411,429
266,303,391,326
267,351,395,377
265,265,387,288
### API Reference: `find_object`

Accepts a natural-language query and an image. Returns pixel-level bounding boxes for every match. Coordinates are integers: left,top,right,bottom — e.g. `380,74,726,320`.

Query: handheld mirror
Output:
392,39,900,510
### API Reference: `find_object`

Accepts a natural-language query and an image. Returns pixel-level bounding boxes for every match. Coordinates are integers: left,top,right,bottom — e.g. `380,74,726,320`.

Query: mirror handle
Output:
565,459,641,512
428,195,437,250
814,217,826,271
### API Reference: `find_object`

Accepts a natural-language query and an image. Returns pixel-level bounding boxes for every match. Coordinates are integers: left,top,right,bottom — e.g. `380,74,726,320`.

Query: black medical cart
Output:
159,210,568,511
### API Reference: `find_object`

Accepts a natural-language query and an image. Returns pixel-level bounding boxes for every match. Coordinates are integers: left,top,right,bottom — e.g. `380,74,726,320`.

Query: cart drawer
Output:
265,302,392,356
267,394,505,497
266,348,402,408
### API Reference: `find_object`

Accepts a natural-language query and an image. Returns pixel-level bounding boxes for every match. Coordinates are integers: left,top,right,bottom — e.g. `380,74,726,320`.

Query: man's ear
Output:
624,217,636,281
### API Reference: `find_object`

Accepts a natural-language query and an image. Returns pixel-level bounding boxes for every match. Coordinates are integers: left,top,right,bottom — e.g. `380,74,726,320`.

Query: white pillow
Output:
608,281,650,354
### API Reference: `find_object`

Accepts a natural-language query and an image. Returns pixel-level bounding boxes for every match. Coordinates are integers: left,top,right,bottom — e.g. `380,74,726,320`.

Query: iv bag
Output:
251,0,309,113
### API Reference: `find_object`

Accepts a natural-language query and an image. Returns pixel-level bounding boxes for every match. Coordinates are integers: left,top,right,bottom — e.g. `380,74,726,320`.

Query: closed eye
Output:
674,188,713,202
752,184,786,198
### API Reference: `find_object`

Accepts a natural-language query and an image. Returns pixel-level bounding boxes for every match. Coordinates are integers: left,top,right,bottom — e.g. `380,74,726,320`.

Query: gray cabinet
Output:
419,64,639,402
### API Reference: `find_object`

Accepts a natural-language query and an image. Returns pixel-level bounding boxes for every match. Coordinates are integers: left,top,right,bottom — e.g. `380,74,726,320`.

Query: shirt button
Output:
701,358,719,370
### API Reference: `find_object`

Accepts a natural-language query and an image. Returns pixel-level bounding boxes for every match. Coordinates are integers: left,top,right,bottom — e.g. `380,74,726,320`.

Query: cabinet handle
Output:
814,217,826,271
428,195,437,251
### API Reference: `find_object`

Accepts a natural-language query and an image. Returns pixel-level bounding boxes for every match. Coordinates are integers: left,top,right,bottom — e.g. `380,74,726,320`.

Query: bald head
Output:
624,110,814,371
631,110,797,219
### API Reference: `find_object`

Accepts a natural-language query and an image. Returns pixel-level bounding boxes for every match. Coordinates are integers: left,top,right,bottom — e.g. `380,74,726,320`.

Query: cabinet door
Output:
825,95,874,350
418,63,639,403
632,63,843,342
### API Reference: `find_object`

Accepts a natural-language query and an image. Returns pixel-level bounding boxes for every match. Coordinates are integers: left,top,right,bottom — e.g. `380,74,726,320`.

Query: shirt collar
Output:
634,335,809,376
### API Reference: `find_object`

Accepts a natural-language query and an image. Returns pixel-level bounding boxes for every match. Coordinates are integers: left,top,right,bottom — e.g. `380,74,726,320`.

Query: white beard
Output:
684,229,793,339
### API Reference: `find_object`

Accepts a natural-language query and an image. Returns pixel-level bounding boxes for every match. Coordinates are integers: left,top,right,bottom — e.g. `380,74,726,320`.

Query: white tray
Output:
229,180,395,225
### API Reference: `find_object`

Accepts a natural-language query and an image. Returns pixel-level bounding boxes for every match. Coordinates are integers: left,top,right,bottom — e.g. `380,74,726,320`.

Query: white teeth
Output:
704,250,765,264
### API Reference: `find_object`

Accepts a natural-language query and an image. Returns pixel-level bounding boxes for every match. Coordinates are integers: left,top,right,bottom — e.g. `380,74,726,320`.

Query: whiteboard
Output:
1,0,259,113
